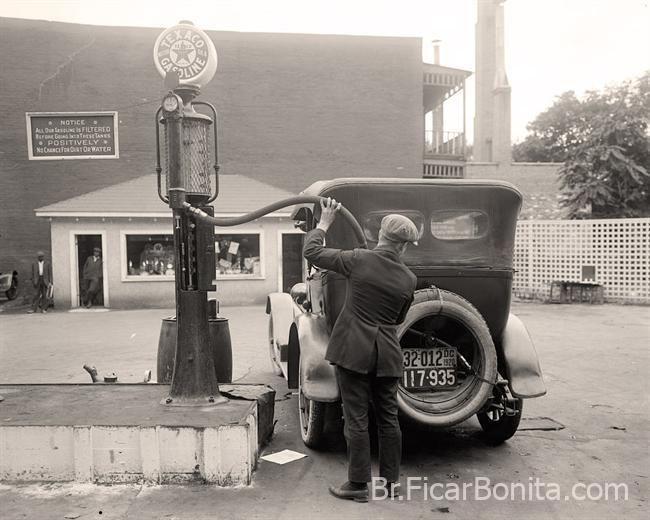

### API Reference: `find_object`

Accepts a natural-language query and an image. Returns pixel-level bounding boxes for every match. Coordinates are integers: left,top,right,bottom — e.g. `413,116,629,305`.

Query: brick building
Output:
0,17,428,286
2,16,482,307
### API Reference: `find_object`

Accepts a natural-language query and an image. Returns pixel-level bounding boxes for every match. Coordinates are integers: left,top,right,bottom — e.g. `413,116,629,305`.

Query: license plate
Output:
402,347,457,389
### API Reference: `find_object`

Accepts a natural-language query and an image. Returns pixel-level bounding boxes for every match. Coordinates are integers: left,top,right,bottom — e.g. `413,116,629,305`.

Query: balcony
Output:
422,62,471,179
423,131,466,179
424,130,465,158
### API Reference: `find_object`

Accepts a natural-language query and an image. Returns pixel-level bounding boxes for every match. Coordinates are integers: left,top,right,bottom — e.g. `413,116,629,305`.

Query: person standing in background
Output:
28,250,52,314
82,247,103,308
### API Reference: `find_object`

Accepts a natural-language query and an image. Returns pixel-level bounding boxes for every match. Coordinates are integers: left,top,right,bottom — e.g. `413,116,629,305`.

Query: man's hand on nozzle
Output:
317,197,342,232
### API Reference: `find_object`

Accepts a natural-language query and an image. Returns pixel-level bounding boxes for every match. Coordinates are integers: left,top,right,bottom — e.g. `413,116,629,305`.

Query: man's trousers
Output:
335,365,401,484
31,277,48,311
84,278,102,306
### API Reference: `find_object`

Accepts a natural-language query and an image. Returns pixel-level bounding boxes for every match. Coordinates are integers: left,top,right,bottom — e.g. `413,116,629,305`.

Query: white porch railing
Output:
424,130,465,156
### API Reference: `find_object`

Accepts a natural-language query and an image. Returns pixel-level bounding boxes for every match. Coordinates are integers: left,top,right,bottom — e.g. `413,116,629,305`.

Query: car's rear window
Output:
361,210,425,243
430,210,489,240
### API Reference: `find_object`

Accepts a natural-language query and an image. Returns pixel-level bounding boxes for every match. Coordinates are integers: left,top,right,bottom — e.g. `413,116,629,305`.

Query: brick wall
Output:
466,162,565,219
0,18,423,284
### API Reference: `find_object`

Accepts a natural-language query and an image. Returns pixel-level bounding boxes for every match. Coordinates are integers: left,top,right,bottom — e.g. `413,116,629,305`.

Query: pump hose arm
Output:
183,196,368,249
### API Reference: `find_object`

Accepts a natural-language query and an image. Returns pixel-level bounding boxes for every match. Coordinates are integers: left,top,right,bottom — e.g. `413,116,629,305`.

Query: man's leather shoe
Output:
328,481,369,503
387,482,400,498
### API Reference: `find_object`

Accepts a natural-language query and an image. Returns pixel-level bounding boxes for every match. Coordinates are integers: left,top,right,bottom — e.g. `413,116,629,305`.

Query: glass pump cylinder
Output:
163,108,213,202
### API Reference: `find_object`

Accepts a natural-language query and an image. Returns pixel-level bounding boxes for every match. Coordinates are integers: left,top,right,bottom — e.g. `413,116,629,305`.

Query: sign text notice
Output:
26,112,119,160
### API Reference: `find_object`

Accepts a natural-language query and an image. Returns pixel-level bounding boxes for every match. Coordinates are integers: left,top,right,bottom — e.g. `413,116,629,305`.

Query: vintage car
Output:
266,178,546,448
0,270,18,300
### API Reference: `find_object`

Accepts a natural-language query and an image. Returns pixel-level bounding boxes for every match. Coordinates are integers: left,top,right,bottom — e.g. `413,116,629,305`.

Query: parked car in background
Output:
0,270,18,300
266,178,546,448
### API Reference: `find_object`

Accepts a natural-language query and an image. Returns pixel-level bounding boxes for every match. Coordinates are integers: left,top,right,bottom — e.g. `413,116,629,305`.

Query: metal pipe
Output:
155,107,168,204
83,364,99,383
183,196,368,248
462,79,467,158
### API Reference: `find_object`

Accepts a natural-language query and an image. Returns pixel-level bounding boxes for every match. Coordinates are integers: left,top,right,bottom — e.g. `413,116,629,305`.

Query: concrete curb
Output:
0,384,275,486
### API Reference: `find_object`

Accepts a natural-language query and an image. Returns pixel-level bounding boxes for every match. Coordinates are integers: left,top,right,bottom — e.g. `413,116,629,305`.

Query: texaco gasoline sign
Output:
153,22,218,88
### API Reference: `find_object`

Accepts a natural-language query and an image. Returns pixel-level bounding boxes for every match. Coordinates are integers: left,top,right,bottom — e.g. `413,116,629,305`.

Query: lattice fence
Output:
512,218,650,304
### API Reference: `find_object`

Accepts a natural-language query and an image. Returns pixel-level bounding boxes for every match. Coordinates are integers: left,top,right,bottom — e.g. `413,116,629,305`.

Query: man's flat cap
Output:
380,214,420,245
36,250,45,256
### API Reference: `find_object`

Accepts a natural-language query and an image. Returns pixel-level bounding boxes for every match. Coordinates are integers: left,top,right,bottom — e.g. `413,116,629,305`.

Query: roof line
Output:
422,62,472,77
34,211,292,218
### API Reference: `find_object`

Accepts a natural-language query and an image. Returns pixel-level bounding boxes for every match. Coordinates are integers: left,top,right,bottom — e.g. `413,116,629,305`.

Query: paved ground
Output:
0,301,648,519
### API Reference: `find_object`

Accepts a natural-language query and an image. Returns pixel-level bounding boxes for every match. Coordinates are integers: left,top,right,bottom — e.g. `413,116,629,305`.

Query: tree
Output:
514,73,650,218
512,91,585,163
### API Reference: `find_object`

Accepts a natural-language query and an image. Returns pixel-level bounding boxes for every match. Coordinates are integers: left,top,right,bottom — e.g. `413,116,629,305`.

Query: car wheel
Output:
267,315,284,376
396,288,498,427
5,287,17,300
298,358,326,449
477,397,523,445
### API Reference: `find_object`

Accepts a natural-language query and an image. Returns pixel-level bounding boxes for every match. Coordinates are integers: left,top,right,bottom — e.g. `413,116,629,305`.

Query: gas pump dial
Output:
162,93,181,113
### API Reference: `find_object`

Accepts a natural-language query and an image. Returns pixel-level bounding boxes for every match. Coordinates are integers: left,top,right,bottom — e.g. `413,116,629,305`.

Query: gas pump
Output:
153,22,366,407
153,21,224,406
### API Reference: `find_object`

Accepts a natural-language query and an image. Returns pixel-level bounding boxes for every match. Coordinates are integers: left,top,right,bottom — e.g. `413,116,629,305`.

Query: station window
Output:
430,210,489,240
361,210,425,245
124,234,175,278
215,233,263,277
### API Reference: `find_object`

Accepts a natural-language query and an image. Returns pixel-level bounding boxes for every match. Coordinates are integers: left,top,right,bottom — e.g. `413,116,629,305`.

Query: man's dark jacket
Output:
303,228,417,378
31,260,53,287
82,256,103,280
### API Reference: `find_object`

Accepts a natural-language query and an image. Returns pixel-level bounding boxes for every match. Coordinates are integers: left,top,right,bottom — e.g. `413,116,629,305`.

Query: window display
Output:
215,233,262,277
125,234,175,277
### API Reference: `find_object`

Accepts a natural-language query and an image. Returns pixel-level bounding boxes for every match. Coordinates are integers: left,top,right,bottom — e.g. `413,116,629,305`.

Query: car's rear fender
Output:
500,313,546,398
288,312,339,402
266,292,297,363
0,274,11,291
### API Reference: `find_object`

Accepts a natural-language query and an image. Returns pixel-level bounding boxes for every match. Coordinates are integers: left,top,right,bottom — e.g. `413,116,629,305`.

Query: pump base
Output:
0,383,275,485
160,393,229,406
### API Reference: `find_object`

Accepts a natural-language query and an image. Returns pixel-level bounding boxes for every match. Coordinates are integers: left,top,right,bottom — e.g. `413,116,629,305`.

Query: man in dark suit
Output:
28,250,53,314
303,198,419,502
82,247,103,308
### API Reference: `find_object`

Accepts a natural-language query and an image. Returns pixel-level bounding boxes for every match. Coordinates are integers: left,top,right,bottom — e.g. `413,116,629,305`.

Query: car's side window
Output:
430,210,489,240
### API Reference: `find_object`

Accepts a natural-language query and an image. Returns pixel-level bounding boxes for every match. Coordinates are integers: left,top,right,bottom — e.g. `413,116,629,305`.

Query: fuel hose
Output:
182,196,368,248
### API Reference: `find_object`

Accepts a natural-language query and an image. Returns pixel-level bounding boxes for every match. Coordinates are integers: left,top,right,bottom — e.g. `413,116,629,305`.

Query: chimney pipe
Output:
432,39,441,65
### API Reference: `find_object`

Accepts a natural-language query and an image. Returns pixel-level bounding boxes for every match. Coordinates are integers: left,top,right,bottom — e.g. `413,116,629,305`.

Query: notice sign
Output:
26,112,119,160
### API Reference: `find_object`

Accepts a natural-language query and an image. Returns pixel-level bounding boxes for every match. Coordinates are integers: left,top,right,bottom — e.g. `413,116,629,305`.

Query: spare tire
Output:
396,288,497,427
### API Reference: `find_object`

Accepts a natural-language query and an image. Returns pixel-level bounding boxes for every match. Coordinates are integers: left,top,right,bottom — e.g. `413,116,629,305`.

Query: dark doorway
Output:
281,234,304,293
76,234,104,307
